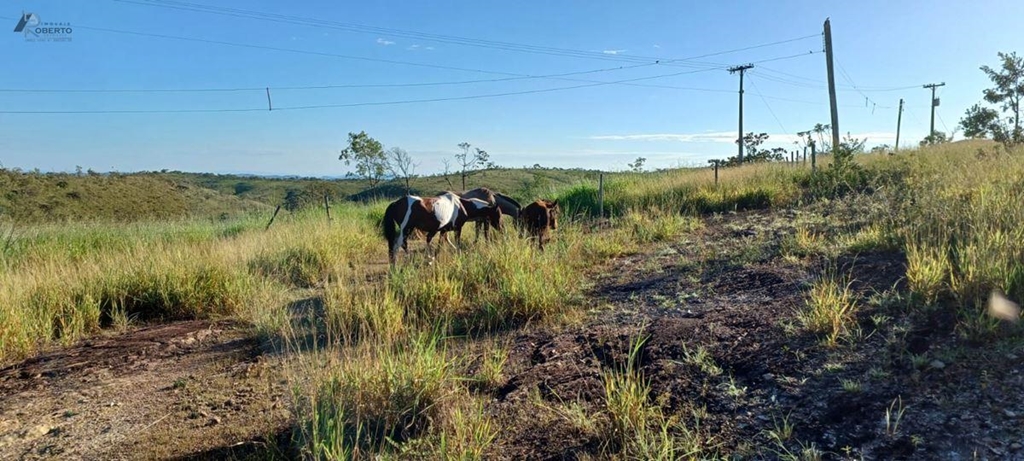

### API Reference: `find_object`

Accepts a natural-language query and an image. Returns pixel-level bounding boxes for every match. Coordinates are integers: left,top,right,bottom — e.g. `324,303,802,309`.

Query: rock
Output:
23,425,52,439
207,416,221,426
929,360,946,370
1004,409,1017,418
1011,443,1022,451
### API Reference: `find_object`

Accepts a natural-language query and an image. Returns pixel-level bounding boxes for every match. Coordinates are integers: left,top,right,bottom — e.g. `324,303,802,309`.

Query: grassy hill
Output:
162,166,602,207
0,166,604,223
0,170,270,222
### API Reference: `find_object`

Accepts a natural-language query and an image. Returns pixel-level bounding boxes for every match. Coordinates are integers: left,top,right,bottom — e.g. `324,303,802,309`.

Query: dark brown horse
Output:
457,196,503,244
519,199,559,250
460,187,521,241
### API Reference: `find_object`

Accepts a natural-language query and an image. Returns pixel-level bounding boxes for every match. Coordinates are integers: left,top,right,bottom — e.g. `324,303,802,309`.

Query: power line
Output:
758,65,920,92
835,58,892,111
115,0,821,68
0,61,661,93
0,16,821,99
0,66,725,114
747,76,788,133
1,51,816,95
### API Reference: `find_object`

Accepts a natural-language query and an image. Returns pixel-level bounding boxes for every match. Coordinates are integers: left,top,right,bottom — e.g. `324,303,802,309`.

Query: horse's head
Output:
544,199,559,230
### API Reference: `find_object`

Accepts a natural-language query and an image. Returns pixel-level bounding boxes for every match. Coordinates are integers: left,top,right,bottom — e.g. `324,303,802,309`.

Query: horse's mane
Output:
495,193,522,210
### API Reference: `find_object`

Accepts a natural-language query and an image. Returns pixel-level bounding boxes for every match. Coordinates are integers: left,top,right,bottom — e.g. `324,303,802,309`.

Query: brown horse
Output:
460,187,521,241
519,199,559,250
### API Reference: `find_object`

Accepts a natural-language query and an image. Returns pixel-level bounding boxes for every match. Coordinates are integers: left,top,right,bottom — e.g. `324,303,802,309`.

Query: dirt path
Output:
0,320,290,460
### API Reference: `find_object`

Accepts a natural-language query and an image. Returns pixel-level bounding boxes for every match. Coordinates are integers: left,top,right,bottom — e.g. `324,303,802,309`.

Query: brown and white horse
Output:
519,199,559,250
382,192,499,265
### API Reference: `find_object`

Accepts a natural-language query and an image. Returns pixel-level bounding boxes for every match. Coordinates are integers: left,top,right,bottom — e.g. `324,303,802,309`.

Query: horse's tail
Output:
382,198,404,263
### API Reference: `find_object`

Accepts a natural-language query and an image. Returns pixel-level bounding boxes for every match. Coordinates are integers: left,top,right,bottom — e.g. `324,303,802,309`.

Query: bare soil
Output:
0,320,291,460
479,206,1024,460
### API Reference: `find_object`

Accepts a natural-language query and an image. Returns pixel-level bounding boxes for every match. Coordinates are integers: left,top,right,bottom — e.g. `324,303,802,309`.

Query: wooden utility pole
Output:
923,82,946,138
728,64,754,162
823,18,840,154
895,98,904,152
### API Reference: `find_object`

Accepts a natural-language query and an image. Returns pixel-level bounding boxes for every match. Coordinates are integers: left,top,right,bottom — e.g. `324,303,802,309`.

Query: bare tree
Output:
441,158,455,190
386,147,418,194
454,142,495,190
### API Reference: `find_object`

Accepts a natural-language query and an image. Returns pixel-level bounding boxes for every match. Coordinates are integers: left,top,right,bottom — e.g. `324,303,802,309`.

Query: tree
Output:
811,123,832,151
870,144,892,154
958,52,1024,146
981,52,1023,142
960,104,1002,139
441,158,455,190
627,157,647,172
338,131,387,188
386,147,418,193
834,132,866,167
454,142,494,190
725,132,785,165
919,131,950,147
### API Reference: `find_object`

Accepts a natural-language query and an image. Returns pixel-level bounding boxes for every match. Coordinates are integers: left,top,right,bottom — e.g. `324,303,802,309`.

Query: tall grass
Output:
0,201,382,362
888,142,1024,334
558,162,809,217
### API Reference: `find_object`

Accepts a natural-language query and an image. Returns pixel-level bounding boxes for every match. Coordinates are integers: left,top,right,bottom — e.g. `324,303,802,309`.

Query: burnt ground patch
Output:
477,206,1024,460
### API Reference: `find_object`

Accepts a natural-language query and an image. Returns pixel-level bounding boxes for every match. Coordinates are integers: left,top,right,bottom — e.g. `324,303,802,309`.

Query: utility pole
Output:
823,18,840,154
728,64,754,162
923,82,946,138
895,98,904,152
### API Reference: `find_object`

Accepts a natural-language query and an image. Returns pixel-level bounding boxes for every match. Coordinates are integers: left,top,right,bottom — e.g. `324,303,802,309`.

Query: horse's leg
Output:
390,226,405,262
425,231,437,263
445,231,459,251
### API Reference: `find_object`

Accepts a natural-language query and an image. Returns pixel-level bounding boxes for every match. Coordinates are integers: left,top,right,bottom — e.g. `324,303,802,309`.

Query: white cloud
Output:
407,44,421,50
602,49,627,55
425,46,435,50
376,38,395,46
588,131,898,145
652,44,661,49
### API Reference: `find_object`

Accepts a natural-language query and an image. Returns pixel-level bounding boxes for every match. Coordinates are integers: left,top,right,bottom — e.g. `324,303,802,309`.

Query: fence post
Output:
597,173,604,219
324,194,332,224
265,205,282,231
714,161,719,185
811,143,817,172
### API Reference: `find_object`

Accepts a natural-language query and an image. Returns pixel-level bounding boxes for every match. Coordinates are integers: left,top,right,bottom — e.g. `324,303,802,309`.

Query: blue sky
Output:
1,0,1022,176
